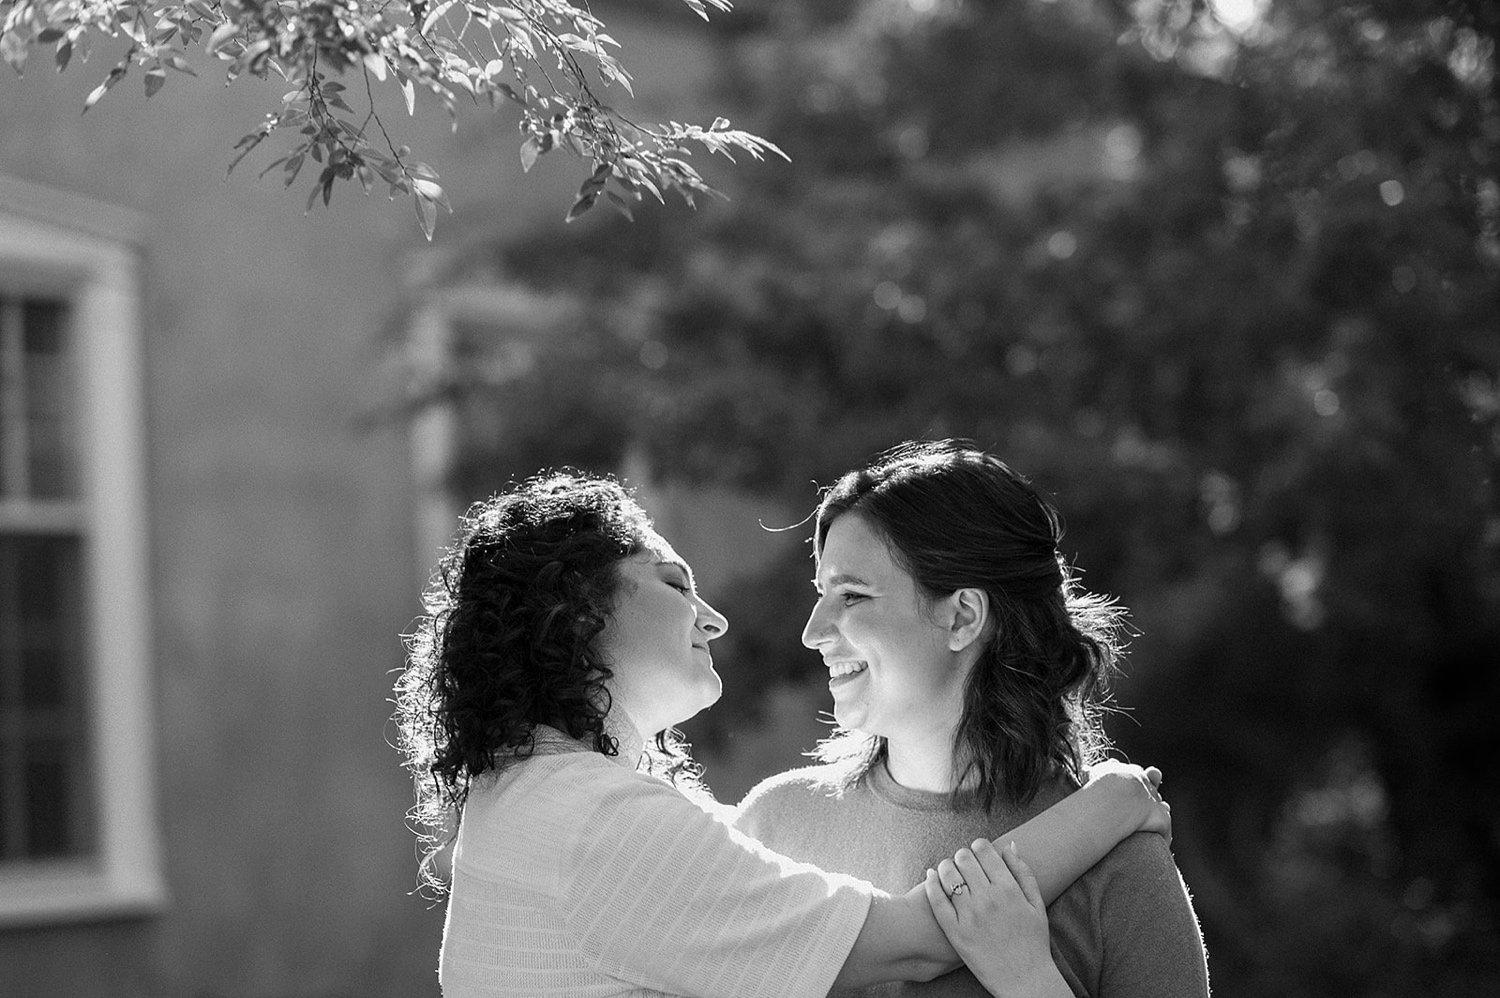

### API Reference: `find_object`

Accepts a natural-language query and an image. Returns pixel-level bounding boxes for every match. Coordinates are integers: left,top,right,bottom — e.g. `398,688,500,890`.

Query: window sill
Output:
0,857,167,929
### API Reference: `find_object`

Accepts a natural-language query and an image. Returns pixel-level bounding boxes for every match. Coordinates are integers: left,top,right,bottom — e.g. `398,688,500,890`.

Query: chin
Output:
673,688,722,728
829,701,861,731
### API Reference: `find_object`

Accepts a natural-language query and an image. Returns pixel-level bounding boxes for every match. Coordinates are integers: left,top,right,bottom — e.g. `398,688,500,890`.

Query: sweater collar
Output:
531,719,645,771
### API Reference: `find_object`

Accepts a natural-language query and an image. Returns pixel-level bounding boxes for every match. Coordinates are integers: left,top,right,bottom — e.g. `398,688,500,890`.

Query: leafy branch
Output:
0,0,784,237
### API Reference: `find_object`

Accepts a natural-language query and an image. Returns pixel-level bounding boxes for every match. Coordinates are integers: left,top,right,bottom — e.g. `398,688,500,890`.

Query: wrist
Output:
1099,770,1150,835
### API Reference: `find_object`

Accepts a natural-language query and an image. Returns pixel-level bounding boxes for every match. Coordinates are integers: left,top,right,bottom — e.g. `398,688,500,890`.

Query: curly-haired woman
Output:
394,470,1171,998
734,441,1210,998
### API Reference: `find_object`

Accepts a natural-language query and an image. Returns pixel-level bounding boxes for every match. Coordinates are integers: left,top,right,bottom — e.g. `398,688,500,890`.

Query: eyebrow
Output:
816,572,871,588
656,557,696,587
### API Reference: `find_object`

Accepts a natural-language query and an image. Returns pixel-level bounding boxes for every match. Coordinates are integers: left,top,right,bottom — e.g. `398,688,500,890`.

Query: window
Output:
1,295,91,864
0,176,163,925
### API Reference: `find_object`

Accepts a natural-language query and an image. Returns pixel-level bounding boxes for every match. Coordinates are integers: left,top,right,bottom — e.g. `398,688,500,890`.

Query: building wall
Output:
0,13,719,997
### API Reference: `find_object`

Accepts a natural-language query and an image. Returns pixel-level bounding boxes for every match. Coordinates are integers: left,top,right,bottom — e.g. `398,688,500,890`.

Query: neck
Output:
603,711,648,769
883,725,963,794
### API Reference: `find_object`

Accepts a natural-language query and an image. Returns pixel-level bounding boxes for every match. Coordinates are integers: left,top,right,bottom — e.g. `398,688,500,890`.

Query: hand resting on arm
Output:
830,760,1171,988
923,841,1072,998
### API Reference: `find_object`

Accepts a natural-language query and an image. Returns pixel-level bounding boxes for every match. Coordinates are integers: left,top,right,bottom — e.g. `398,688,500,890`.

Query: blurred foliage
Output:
419,0,1500,993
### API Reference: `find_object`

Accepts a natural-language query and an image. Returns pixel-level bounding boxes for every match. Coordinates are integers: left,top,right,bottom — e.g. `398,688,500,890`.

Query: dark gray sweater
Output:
735,760,1210,998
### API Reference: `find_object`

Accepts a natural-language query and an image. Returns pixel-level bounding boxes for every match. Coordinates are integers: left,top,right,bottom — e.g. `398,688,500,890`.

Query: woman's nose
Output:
801,598,831,650
695,596,729,640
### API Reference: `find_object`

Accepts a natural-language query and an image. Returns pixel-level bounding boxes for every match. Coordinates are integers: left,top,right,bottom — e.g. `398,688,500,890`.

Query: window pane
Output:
20,647,66,709
0,295,12,498
16,533,78,622
0,534,89,860
24,736,80,857
0,752,11,862
23,299,76,499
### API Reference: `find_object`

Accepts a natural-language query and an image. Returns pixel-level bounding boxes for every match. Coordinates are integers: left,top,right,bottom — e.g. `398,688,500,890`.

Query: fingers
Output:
965,839,1008,888
952,845,991,897
998,841,1045,913
1086,757,1167,793
935,856,966,898
923,867,957,928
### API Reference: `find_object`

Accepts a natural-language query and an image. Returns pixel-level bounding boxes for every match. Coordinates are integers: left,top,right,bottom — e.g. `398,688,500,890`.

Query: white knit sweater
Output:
438,727,874,998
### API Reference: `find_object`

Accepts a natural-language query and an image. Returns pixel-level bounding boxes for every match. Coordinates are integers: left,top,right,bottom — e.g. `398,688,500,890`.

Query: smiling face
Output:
803,513,972,744
598,531,729,738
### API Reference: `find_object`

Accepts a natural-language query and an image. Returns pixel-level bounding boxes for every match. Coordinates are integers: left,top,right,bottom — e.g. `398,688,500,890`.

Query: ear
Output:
944,588,990,653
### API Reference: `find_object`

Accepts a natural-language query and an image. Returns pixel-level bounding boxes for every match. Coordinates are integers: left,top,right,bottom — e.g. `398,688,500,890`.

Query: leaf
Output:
520,134,540,173
144,68,167,98
565,190,598,222
412,178,449,211
364,52,388,81
422,0,457,34
55,40,73,74
400,76,416,116
604,189,635,222
82,66,126,113
2,31,31,75
448,68,475,97
413,191,437,241
227,131,266,175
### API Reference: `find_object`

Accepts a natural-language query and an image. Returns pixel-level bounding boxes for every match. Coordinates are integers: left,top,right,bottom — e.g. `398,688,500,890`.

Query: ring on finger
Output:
946,880,969,899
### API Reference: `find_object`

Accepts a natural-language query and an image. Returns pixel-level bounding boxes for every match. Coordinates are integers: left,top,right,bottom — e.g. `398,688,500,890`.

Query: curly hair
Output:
810,440,1124,812
394,471,703,891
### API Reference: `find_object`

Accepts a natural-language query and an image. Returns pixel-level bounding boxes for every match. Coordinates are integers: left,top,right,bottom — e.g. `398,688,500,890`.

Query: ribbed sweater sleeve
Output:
440,750,873,998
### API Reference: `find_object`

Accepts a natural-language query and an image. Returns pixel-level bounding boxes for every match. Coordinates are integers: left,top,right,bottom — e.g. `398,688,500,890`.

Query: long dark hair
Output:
394,471,701,891
811,440,1123,811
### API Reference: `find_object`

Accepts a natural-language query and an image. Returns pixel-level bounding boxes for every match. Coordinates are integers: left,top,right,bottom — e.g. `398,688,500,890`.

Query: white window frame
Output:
0,176,165,925
404,284,572,580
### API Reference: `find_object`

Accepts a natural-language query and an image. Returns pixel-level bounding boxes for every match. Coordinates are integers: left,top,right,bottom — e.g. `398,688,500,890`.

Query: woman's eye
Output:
840,592,868,606
668,581,691,594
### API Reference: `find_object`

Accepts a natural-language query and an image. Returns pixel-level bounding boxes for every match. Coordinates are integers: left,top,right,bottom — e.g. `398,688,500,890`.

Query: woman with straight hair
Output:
736,440,1210,997
394,469,1172,998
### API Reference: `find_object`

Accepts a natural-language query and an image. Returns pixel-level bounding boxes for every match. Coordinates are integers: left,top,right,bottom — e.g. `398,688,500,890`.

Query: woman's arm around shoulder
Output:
830,761,1173,990
561,764,874,998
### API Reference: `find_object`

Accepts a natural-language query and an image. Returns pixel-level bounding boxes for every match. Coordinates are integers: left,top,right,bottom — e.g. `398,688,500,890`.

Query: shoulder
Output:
468,747,688,843
1091,831,1183,890
1057,830,1200,935
734,764,853,834
738,763,850,812
1073,834,1210,995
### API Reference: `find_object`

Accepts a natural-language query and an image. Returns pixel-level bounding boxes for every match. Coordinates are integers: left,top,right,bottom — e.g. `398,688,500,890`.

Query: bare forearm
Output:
834,770,1151,987
833,889,956,989
997,775,1145,904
